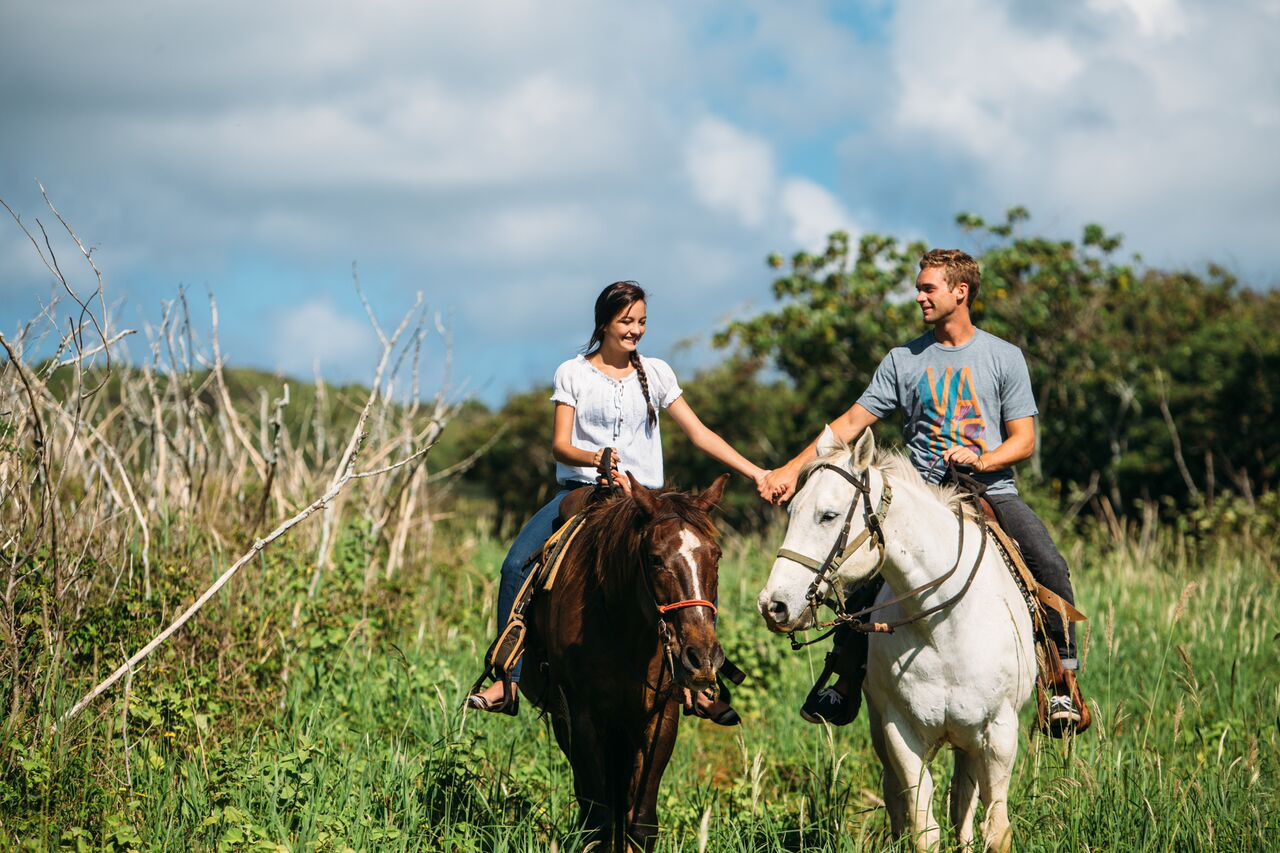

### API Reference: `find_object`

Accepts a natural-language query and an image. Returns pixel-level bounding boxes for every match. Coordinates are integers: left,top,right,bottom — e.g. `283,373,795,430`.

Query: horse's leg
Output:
973,713,1019,853
623,703,680,851
879,707,941,851
867,703,908,839
949,748,979,849
563,707,614,846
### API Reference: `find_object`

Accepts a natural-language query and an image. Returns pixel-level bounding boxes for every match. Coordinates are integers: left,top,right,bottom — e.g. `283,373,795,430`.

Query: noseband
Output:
775,463,988,647
775,464,893,626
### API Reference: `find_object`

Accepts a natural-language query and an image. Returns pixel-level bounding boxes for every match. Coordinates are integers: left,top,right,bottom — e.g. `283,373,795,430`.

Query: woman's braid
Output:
630,351,658,430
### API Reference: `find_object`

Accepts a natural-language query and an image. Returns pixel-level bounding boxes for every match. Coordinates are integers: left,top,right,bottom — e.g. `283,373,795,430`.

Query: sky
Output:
2,0,1277,404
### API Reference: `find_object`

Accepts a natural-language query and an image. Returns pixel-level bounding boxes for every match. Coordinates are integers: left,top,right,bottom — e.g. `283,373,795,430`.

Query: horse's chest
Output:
870,658,951,727
868,642,1017,733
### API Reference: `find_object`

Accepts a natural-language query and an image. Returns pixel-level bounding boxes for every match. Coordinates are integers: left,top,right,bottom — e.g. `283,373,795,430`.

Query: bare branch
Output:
55,329,136,368
207,293,268,480
1155,369,1200,500
58,397,438,726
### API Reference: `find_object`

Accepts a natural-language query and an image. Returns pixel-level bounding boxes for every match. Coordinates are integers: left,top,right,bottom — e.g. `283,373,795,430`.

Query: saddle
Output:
470,452,748,714
947,468,1091,735
469,485,607,713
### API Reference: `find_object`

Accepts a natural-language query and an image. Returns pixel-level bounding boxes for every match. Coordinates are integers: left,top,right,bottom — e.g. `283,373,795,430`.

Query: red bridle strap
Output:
656,599,717,615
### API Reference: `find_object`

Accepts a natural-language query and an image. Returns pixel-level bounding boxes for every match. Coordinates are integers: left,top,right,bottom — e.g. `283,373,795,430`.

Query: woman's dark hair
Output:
584,280,656,429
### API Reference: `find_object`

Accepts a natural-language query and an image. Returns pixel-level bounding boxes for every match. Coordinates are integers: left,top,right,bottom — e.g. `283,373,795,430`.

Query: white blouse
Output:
550,354,683,489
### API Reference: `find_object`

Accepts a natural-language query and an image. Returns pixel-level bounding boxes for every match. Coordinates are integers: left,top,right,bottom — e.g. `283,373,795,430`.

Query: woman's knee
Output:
501,550,528,578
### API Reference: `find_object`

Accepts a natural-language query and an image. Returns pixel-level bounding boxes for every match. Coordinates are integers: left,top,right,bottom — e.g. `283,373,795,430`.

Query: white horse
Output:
758,427,1034,852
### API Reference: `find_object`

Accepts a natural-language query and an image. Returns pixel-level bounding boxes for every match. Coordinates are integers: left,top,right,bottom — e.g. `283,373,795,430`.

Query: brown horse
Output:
517,472,730,851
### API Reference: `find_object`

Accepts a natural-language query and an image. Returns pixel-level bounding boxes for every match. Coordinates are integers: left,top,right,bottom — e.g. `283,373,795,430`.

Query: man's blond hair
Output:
920,249,981,307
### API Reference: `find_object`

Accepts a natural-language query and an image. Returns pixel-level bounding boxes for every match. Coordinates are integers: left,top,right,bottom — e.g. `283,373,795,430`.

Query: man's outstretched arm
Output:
759,403,881,504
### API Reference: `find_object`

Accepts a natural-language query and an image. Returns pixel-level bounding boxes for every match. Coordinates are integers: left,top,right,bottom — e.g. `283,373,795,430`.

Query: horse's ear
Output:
695,473,731,511
852,428,876,471
816,424,844,457
629,472,659,517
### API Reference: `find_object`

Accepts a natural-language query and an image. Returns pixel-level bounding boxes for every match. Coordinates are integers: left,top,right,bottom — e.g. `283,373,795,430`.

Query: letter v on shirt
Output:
856,329,1038,496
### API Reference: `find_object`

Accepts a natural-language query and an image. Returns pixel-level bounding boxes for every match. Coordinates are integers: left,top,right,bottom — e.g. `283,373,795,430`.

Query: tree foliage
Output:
719,209,1279,518
464,208,1277,531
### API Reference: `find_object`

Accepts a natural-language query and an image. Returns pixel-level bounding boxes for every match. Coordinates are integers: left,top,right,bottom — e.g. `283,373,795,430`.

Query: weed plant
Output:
4,517,1277,851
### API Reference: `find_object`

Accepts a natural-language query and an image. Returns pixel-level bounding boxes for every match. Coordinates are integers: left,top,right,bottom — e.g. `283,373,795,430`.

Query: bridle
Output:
776,463,893,614
640,512,718,689
774,462,988,649
594,448,719,692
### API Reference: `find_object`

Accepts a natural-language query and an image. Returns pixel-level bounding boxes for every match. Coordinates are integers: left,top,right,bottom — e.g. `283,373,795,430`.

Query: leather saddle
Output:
945,465,1091,735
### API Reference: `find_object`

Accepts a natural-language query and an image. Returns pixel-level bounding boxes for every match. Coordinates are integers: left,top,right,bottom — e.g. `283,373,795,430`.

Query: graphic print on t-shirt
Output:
917,366,988,455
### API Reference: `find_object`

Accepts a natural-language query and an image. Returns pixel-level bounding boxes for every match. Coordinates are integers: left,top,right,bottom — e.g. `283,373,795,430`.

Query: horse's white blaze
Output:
758,433,1034,851
677,528,704,600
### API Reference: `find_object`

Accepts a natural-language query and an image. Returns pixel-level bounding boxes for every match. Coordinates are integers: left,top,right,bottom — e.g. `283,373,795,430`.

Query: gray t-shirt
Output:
856,329,1038,496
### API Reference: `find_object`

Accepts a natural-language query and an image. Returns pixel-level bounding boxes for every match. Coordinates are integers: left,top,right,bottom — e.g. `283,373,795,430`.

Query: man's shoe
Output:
1044,693,1081,737
800,685,860,726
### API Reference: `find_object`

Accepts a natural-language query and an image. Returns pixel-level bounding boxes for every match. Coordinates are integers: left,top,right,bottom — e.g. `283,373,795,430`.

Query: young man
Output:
760,249,1084,732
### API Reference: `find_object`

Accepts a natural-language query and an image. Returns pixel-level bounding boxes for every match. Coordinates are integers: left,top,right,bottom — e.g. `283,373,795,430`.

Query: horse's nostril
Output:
768,598,789,623
712,645,726,670
682,646,702,672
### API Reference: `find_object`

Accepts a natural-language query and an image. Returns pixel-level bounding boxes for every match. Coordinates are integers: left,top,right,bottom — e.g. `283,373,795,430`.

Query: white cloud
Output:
487,204,602,260
683,116,860,253
859,0,1280,277
272,299,379,378
685,117,775,227
2,0,1276,402
1087,0,1189,38
891,0,1085,161
781,178,860,252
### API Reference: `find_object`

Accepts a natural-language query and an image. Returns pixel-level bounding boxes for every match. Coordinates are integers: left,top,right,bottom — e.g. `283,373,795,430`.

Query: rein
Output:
775,463,988,649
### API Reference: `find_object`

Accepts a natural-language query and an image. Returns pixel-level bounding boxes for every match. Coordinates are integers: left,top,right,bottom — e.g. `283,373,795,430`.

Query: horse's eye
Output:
817,510,839,524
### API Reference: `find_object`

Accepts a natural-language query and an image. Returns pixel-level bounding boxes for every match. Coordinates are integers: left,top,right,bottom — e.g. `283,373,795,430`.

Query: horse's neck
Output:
576,536,658,650
876,476,1002,630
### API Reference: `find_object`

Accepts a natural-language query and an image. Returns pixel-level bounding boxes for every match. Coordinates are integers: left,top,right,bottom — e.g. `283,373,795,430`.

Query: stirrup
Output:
719,656,748,687
464,686,519,716
1035,645,1091,737
468,617,527,718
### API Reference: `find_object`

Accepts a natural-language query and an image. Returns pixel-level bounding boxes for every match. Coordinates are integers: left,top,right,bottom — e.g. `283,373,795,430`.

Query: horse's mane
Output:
570,489,719,605
801,446,980,520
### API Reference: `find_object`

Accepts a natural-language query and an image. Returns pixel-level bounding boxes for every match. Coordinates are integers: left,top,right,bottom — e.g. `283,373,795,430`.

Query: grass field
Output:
6,514,1278,852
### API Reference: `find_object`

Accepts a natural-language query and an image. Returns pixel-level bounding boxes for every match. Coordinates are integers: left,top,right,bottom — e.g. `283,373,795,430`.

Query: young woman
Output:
467,280,771,724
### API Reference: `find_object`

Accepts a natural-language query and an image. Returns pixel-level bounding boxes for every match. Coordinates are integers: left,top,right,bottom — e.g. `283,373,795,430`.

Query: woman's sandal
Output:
464,691,519,716
683,683,740,727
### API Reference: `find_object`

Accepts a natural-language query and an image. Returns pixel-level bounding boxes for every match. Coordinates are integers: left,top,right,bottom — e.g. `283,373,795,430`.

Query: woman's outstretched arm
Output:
665,397,769,488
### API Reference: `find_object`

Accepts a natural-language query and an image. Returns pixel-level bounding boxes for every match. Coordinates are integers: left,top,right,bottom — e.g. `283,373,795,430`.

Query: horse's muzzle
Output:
677,641,724,689
757,591,815,634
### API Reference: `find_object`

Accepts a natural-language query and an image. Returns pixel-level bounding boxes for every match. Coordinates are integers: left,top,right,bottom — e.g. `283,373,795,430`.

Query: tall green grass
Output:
5,524,1278,851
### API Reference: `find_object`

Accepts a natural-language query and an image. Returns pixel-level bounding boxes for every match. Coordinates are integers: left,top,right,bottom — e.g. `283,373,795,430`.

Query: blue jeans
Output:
496,489,571,682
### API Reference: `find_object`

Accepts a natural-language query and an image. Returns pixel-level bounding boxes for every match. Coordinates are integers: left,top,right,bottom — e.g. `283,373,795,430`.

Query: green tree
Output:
457,388,558,535
662,356,803,530
716,209,1280,519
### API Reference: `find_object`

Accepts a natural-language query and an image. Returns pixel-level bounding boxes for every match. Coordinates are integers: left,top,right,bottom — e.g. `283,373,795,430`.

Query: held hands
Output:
758,466,798,506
